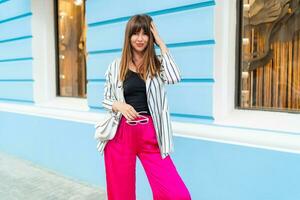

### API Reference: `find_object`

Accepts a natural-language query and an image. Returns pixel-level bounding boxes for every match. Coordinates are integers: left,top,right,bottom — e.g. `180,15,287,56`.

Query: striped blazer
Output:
97,50,181,159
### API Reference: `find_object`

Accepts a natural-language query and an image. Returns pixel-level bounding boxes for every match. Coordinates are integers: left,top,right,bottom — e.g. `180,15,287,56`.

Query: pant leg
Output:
104,116,137,200
136,115,191,200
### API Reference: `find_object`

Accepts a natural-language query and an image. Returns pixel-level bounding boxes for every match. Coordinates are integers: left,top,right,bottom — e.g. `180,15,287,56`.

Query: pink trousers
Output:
104,114,191,200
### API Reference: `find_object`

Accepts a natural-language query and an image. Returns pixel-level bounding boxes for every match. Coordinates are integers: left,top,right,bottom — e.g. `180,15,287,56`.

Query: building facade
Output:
0,0,300,199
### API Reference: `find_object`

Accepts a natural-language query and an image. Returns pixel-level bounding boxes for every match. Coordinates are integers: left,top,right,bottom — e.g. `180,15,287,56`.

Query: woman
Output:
100,14,191,200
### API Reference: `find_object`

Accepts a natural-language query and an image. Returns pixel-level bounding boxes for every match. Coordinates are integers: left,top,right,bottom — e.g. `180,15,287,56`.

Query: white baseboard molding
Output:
1,102,300,155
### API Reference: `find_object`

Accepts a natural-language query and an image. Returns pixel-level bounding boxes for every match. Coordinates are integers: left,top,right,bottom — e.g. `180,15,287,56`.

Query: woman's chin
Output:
133,47,146,53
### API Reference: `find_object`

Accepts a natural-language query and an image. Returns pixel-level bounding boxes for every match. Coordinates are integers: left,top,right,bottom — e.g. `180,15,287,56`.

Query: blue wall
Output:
0,0,33,104
86,0,215,123
1,111,300,200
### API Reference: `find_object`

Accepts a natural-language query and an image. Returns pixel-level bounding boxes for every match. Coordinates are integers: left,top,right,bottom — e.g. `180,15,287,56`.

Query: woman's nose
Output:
137,34,143,41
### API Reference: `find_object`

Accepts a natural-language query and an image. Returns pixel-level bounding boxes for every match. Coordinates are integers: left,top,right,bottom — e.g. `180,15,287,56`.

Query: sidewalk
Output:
0,151,106,200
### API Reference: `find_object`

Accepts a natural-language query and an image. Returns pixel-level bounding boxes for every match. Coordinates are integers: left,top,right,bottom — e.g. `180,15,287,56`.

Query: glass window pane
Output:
238,0,300,112
56,0,87,98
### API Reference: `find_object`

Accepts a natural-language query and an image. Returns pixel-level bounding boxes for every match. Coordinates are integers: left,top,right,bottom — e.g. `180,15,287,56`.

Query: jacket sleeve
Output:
159,50,182,84
102,60,118,115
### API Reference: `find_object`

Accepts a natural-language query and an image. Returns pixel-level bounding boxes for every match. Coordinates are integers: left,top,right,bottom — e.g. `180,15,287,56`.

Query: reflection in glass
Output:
56,0,87,97
239,0,300,112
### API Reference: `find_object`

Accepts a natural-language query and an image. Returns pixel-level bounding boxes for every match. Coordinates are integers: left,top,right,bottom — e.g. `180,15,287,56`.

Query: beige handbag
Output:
94,112,119,142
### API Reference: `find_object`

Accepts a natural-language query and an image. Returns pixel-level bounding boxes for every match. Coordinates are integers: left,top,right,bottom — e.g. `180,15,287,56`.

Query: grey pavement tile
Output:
0,151,107,200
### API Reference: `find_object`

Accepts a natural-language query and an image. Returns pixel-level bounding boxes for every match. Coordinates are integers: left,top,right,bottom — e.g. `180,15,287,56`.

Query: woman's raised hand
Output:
150,21,164,47
150,21,168,54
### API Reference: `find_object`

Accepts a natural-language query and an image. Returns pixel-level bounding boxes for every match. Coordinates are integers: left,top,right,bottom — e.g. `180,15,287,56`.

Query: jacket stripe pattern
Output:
96,50,181,159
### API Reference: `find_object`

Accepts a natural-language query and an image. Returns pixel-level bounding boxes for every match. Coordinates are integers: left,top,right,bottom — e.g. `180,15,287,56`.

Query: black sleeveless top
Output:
123,69,151,115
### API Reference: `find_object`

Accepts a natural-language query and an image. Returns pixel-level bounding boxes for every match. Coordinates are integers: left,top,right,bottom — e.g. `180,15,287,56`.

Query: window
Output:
237,0,300,113
54,0,87,98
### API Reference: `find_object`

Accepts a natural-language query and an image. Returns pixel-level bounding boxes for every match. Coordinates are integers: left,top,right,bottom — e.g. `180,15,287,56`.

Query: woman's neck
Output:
132,51,144,69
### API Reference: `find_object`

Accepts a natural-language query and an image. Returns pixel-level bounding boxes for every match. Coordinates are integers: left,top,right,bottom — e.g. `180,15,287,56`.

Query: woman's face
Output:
130,29,149,53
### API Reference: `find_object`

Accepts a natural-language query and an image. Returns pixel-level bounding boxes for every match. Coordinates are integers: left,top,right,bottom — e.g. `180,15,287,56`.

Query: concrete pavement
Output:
0,151,106,200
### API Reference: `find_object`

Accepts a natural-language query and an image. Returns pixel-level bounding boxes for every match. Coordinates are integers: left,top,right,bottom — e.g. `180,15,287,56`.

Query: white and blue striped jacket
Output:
97,50,181,159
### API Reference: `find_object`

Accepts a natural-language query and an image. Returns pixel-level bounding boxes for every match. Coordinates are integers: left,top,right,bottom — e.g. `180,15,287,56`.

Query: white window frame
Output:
31,0,89,111
213,0,300,134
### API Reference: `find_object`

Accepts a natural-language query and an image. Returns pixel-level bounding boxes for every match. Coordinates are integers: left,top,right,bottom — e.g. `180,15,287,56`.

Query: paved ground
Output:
0,151,107,200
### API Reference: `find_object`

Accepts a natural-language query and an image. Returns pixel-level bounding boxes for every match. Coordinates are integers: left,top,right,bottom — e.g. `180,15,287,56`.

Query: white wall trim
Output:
1,102,300,155
31,0,88,110
0,103,97,124
174,122,300,155
31,0,56,104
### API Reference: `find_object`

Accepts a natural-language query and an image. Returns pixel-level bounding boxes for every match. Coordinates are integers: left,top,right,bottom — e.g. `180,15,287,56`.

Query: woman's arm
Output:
102,59,139,120
150,21,181,84
102,60,118,114
159,44,181,84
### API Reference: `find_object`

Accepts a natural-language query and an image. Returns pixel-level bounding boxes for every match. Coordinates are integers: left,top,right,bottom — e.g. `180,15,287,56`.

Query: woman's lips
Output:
136,43,144,47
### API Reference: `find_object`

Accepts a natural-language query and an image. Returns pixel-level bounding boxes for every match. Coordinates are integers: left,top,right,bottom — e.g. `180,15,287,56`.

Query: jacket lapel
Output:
146,70,151,94
117,80,125,103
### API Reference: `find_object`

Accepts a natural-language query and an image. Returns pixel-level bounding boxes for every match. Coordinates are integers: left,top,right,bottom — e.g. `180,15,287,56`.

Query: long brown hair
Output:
119,14,161,82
